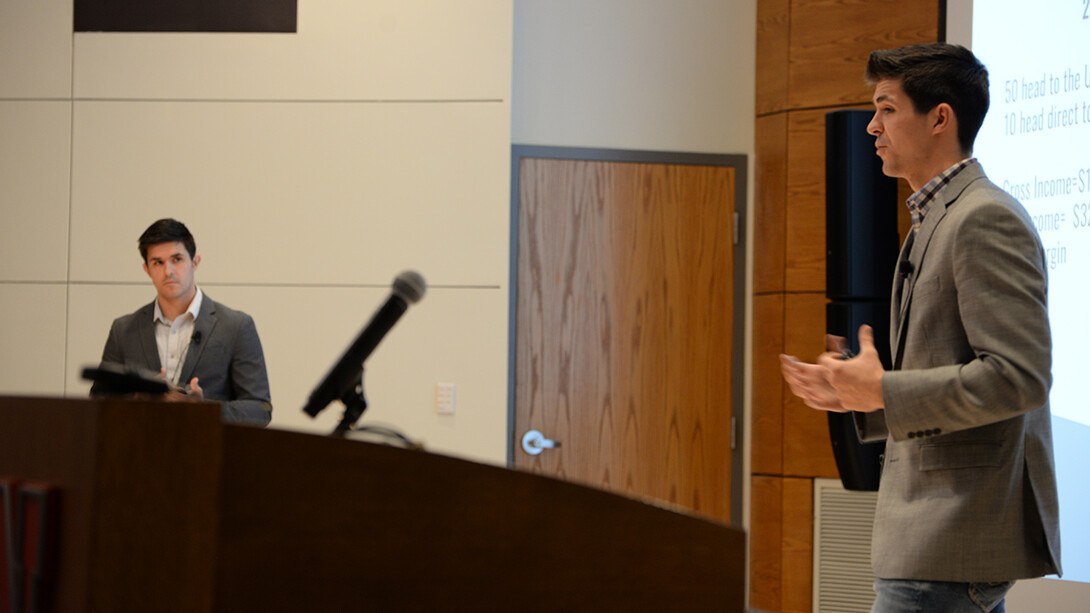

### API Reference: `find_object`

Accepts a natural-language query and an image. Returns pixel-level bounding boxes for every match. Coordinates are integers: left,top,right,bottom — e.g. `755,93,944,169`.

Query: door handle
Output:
521,430,560,455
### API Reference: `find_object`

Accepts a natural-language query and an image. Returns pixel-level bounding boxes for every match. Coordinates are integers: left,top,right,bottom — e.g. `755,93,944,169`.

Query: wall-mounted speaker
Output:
826,110,899,301
824,109,899,491
826,301,890,491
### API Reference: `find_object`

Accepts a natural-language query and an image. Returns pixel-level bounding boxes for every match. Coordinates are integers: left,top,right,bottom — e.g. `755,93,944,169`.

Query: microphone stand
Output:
332,368,368,437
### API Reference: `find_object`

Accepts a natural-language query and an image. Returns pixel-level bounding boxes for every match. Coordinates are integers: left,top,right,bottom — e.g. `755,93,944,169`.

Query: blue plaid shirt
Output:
906,158,977,233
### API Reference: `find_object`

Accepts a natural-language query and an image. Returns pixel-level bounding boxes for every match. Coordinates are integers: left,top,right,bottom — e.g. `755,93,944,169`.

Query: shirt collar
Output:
153,287,203,325
906,157,977,232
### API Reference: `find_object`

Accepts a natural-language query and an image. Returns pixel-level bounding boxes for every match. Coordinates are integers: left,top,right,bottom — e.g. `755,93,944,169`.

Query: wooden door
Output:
515,156,736,525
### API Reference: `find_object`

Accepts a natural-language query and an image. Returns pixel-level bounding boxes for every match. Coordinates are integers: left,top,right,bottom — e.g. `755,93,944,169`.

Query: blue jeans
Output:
872,578,1013,613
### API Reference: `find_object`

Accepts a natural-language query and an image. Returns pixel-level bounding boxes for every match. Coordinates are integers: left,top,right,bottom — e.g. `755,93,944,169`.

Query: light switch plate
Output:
436,382,455,415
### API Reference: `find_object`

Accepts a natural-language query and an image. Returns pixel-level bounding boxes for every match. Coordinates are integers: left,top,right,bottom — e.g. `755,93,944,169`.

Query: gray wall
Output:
513,0,755,154
510,0,758,529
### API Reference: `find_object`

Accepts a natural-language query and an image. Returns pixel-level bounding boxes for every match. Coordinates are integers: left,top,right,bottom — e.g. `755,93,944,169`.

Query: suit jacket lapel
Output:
137,302,161,372
890,230,914,365
889,164,984,368
179,296,217,384
891,206,946,368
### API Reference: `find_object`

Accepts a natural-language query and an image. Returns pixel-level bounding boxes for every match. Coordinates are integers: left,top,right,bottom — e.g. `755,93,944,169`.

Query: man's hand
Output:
816,325,885,413
780,326,885,413
158,367,185,402
780,333,848,412
183,377,204,402
161,370,205,403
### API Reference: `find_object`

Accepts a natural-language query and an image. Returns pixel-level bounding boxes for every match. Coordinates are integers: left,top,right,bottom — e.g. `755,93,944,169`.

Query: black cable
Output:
344,422,422,450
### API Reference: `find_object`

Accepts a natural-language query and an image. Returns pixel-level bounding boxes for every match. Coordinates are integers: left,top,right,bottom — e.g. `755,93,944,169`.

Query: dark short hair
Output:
865,43,989,155
138,218,196,262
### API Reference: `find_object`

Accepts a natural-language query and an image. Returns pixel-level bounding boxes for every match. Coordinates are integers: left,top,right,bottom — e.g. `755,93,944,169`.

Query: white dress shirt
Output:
153,287,203,386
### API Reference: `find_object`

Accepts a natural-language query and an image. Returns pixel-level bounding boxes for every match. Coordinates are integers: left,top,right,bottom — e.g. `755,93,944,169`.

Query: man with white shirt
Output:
90,218,272,426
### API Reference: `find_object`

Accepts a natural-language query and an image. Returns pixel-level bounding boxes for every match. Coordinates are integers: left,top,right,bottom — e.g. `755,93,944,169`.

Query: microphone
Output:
191,331,202,345
302,271,426,418
899,260,914,277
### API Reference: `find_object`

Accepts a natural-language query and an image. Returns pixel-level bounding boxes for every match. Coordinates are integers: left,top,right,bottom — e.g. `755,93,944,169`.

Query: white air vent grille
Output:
813,478,878,613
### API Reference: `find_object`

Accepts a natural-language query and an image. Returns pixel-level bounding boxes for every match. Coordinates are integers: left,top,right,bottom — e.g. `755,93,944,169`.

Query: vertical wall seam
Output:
63,24,77,396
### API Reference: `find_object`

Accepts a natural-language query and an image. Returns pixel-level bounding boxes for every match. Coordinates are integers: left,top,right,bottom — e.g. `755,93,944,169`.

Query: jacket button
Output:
907,431,916,439
933,428,942,435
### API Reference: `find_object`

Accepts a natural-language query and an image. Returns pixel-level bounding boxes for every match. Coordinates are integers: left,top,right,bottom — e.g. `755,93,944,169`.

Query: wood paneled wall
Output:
750,1,938,611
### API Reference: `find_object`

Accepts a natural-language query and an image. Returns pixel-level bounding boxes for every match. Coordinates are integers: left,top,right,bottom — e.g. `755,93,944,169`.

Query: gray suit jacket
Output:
855,163,1061,582
90,294,272,426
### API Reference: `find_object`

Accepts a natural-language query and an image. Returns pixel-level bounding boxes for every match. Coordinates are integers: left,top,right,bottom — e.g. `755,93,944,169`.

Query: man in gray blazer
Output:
90,219,272,426
780,44,1060,612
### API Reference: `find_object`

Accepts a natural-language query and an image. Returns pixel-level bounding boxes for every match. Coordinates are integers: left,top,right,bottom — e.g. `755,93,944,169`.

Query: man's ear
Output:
143,261,150,278
193,254,201,269
932,102,955,133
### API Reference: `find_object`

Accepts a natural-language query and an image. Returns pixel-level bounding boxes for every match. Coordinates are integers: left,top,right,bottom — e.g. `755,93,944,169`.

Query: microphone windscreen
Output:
393,270,426,304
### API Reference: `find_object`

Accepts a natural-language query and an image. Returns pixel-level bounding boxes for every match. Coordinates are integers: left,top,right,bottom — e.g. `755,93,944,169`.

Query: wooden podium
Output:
0,396,744,612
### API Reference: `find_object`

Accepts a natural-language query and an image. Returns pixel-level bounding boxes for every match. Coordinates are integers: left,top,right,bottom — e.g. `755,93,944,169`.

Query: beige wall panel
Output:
0,101,72,281
73,1,511,101
0,283,67,395
68,101,509,287
0,1,72,98
64,283,154,394
66,283,508,465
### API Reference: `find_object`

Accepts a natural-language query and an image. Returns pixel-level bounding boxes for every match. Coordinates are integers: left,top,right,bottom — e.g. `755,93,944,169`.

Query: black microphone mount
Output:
300,271,426,436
